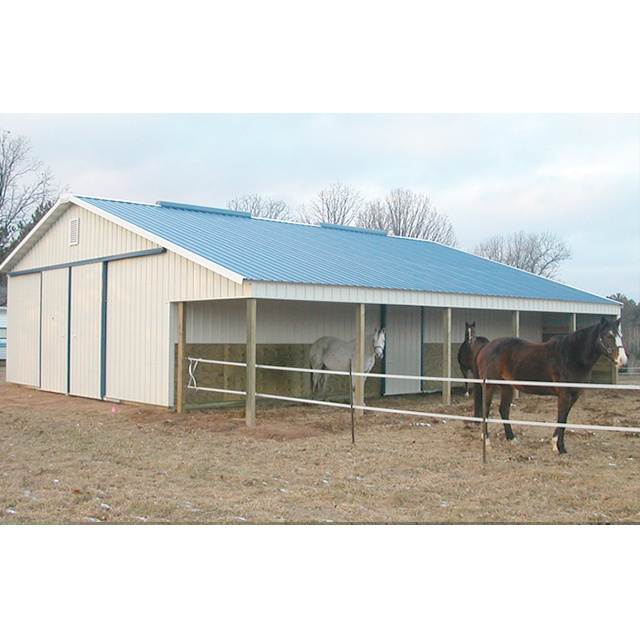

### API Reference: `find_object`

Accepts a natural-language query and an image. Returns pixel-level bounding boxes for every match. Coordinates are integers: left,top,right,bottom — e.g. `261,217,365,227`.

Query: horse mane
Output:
548,323,602,369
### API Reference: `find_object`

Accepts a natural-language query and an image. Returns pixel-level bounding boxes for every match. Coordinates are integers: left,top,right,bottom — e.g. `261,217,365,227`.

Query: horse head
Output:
372,328,386,359
597,316,628,368
465,321,477,344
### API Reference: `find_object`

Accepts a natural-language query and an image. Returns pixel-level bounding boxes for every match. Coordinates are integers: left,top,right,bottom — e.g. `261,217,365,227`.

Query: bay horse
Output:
474,316,627,455
310,328,386,401
457,322,489,396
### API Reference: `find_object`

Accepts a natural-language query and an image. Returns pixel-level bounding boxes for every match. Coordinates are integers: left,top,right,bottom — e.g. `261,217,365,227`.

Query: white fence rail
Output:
186,357,640,441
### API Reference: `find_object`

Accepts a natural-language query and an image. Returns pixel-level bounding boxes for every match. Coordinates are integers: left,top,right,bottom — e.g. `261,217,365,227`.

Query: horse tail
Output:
472,346,486,419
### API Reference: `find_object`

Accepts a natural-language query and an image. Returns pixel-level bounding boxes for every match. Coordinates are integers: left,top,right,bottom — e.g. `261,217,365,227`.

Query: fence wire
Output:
186,357,640,437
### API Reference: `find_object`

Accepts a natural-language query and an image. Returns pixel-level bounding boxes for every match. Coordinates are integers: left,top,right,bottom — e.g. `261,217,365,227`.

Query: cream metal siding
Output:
250,282,621,317
105,256,167,405
185,299,382,345
6,203,245,407
40,269,68,394
384,306,422,395
6,273,41,386
105,251,245,406
14,204,159,272
70,263,103,399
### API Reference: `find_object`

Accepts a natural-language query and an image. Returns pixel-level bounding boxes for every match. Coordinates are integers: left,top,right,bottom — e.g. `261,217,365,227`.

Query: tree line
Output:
228,181,572,279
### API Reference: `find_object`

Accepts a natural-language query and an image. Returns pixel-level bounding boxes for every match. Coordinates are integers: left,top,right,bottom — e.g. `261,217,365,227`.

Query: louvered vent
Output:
69,218,79,245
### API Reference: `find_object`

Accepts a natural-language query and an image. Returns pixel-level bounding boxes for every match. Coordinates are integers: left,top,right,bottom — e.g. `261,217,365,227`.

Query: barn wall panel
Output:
15,205,158,272
106,256,164,405
186,300,382,345
6,273,41,386
40,269,69,394
384,306,422,395
103,251,244,407
69,263,103,399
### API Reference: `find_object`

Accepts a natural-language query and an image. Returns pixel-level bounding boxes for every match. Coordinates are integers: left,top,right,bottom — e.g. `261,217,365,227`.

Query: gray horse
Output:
310,328,386,401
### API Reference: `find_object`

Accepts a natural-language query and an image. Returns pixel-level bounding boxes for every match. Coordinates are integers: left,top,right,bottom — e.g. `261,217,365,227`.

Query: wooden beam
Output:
245,298,257,428
176,301,186,413
442,307,452,405
569,312,577,332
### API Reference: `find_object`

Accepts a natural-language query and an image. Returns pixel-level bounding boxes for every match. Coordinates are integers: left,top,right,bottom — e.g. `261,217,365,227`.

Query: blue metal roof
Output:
76,195,613,304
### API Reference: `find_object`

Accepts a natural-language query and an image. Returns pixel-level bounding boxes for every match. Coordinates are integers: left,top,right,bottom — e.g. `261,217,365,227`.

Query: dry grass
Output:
1,365,640,524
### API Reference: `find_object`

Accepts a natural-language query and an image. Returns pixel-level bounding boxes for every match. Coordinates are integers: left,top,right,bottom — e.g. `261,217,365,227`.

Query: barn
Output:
0,194,621,418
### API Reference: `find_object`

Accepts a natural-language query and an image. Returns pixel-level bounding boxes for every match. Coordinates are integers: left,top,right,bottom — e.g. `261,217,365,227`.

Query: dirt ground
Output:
1,365,640,524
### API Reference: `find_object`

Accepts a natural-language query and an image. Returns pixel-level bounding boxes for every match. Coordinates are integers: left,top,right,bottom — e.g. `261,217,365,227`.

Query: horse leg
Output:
499,386,517,443
473,380,483,419
551,390,580,455
462,368,470,397
481,384,497,449
320,372,329,402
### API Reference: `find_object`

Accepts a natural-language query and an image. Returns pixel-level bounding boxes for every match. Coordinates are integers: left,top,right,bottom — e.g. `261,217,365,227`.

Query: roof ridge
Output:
156,200,251,218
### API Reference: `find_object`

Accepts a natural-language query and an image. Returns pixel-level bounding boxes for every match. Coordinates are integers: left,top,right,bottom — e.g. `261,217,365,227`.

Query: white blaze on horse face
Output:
373,328,386,359
614,331,628,368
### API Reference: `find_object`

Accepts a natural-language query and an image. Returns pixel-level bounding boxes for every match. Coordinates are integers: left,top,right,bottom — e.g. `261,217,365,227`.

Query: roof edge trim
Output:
73,196,246,285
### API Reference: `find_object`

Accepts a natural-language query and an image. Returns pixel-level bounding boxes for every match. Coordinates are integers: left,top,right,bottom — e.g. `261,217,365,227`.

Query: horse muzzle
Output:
605,345,628,368
613,348,628,369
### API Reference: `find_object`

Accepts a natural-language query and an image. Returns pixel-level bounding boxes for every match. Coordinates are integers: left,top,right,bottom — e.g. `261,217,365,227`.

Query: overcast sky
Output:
2,113,638,301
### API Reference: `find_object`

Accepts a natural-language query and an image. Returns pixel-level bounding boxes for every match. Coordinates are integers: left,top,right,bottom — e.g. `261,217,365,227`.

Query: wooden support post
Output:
246,298,257,428
354,303,366,417
442,307,452,405
569,312,577,332
176,301,186,414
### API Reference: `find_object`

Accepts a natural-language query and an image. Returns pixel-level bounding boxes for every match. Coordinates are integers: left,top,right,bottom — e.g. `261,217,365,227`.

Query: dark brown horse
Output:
474,316,627,454
457,322,489,396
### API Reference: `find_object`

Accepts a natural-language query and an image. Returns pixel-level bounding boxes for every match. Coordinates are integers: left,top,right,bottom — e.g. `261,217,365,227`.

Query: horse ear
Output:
471,322,476,327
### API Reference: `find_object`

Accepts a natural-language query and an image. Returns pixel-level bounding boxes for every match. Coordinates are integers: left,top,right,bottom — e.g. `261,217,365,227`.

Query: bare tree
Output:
1,129,62,262
473,230,572,280
1,130,64,304
227,194,291,220
357,188,458,246
297,182,364,226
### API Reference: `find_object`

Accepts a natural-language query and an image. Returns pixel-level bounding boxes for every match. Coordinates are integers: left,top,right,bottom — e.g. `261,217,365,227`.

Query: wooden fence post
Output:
442,307,452,405
176,301,186,414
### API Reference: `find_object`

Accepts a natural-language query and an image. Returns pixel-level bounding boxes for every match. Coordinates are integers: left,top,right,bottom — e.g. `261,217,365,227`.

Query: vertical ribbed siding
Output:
104,251,245,406
69,263,103,399
8,204,246,407
40,269,69,393
186,299,382,345
384,306,422,395
6,273,41,386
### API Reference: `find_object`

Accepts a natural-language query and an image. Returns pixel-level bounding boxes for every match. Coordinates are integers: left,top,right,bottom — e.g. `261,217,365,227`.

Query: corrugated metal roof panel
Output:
75,195,613,305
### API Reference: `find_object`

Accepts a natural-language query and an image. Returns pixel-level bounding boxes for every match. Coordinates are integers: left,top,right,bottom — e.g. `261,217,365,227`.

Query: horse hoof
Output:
509,438,519,445
464,391,470,398
551,437,568,455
